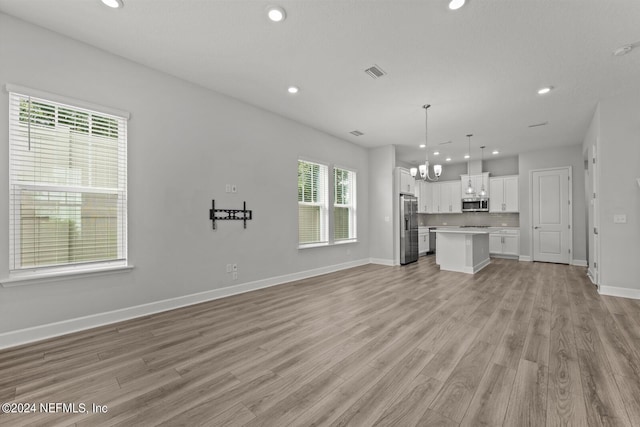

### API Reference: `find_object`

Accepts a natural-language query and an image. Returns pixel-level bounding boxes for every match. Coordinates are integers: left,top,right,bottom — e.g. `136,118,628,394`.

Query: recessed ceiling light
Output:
101,0,123,8
445,157,452,162
287,86,299,94
267,5,286,22
448,0,465,10
537,86,554,95
492,150,499,155
464,154,470,159
419,144,426,148
433,151,440,156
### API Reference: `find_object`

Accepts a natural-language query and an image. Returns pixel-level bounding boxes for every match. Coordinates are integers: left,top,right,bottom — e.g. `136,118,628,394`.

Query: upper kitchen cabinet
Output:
416,181,432,213
489,175,519,212
396,167,415,195
460,173,490,198
431,181,461,213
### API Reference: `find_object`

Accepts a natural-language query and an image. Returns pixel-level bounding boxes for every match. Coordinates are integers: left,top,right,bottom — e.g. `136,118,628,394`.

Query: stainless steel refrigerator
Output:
400,194,419,265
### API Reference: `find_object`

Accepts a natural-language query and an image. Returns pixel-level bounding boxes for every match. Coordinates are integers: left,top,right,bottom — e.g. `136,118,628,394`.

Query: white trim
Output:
1,264,134,287
369,258,395,266
5,83,130,119
519,255,532,262
571,259,588,267
599,285,640,300
438,257,490,275
0,258,370,350
587,269,597,285
529,166,573,264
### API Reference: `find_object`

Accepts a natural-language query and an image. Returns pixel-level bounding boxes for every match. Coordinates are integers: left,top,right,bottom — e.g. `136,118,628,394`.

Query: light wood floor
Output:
2,257,640,426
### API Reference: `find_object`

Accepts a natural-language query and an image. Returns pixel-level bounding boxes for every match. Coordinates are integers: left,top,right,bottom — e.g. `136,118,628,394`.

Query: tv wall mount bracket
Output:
209,200,253,230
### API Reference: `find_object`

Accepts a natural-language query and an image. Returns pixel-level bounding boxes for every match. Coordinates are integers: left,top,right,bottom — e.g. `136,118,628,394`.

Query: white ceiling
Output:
1,0,639,166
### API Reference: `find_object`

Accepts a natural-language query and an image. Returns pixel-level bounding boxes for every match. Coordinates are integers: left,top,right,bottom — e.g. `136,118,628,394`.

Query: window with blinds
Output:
334,167,356,241
298,160,328,245
8,89,128,274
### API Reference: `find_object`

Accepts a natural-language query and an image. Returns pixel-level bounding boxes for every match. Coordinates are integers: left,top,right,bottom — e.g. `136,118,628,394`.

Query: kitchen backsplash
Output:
419,212,519,227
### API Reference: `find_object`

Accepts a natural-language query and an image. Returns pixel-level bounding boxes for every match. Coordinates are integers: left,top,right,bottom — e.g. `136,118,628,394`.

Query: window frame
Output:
3,84,131,285
298,159,329,248
333,166,357,242
297,158,358,249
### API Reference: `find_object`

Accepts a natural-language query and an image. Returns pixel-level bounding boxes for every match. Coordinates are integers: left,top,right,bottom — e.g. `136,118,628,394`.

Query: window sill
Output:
298,239,358,250
1,264,135,287
298,242,330,250
334,239,358,245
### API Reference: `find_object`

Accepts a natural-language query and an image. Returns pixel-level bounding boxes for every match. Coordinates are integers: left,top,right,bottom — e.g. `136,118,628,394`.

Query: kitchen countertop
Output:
427,226,519,232
434,228,490,234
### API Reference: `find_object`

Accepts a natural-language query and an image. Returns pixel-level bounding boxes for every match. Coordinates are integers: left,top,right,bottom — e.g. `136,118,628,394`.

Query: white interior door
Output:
532,167,571,264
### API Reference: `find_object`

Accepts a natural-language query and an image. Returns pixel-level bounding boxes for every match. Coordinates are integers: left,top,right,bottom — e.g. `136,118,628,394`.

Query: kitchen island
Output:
435,228,490,274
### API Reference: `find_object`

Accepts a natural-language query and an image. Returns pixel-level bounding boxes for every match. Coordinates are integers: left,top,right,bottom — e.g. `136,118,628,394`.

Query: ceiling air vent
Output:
350,130,364,136
364,65,386,79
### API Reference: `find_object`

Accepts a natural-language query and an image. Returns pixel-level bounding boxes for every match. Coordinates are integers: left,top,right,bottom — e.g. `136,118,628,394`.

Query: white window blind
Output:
334,167,356,241
8,90,128,274
298,160,328,245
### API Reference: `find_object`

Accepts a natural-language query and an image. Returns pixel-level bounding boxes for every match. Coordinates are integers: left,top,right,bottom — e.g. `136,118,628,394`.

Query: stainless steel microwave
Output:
461,198,489,212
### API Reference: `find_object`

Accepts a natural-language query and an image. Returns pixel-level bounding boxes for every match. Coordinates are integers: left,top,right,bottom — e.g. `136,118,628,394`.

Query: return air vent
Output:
350,130,364,136
364,65,386,79
528,121,548,128
439,140,452,145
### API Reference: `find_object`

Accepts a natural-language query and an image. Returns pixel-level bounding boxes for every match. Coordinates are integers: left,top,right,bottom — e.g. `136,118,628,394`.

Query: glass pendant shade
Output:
466,179,475,194
433,164,442,177
410,167,418,178
418,163,427,179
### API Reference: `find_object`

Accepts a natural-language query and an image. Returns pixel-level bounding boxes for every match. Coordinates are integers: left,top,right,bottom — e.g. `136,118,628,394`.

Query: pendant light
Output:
410,104,442,181
479,145,487,197
465,134,475,195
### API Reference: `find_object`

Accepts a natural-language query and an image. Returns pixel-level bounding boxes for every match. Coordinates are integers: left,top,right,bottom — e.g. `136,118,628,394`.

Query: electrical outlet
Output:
226,264,232,273
232,272,238,280
614,214,627,224
232,264,238,271
225,184,231,193
231,185,237,193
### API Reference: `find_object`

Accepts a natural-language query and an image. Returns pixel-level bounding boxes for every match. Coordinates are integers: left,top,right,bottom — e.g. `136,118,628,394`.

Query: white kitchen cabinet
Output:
418,231,430,255
489,176,519,212
430,181,441,213
396,167,415,195
489,229,519,257
460,173,490,198
416,181,432,213
429,181,461,213
450,183,462,213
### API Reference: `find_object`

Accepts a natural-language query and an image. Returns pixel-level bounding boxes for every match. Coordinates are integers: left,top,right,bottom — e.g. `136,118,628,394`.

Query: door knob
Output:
534,226,540,229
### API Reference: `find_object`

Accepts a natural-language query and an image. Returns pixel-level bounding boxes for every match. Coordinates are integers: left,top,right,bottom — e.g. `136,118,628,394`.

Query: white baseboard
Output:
369,258,395,266
0,258,370,350
519,255,532,262
598,285,640,300
571,259,588,267
587,269,597,285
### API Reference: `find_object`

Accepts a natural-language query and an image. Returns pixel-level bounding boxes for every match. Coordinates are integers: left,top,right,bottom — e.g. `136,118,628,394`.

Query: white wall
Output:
582,106,599,280
368,146,395,264
518,145,587,263
0,14,369,336
594,91,640,294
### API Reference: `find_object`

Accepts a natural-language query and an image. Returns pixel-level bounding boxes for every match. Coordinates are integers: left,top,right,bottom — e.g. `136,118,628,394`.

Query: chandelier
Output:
410,104,442,181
